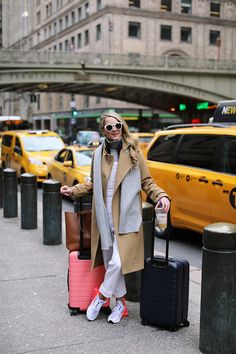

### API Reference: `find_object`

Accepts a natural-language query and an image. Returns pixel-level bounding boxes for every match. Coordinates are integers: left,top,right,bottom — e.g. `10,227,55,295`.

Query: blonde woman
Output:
61,112,170,324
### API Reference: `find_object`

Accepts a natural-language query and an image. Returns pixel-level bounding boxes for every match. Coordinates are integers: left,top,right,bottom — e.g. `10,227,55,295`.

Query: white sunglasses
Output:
104,122,123,132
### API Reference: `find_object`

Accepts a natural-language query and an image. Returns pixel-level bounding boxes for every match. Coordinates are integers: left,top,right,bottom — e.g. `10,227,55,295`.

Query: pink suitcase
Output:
67,198,110,315
68,251,110,315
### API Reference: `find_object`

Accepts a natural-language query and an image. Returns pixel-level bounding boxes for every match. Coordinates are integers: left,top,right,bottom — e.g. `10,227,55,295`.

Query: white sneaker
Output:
86,295,106,321
108,300,129,324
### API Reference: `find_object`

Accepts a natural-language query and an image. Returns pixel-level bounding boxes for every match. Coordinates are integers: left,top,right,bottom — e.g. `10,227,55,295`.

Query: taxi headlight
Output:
29,157,43,166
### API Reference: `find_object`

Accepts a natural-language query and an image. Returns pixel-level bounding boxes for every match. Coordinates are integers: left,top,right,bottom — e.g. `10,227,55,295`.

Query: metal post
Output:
42,180,62,245
199,222,236,354
0,167,3,208
125,202,153,302
21,173,37,229
3,168,18,218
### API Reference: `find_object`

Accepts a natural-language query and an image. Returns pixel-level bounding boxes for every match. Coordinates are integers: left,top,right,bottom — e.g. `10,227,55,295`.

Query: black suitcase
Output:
140,210,190,331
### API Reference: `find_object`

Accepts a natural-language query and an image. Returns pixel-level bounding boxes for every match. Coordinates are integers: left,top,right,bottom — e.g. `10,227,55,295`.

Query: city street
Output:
0,189,202,354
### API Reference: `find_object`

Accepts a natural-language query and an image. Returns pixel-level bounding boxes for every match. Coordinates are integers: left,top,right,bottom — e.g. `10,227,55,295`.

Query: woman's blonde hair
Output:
99,111,139,165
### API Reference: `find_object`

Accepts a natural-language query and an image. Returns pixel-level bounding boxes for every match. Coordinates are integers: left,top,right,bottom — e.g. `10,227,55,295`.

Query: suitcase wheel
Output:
183,320,190,327
70,308,80,316
169,325,179,332
141,319,149,326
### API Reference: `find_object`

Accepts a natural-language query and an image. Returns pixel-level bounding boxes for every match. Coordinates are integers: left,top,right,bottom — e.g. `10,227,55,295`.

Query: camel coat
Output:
71,139,169,275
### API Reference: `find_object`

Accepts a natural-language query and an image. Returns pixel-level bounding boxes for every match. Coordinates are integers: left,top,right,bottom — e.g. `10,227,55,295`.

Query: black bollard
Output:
3,168,18,218
199,222,236,354
0,167,3,208
125,202,153,302
21,173,37,229
43,180,62,245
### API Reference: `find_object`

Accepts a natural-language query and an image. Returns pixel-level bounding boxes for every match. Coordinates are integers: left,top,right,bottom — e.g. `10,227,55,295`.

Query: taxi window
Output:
147,134,180,163
55,149,67,162
175,134,219,170
75,151,92,166
22,136,64,151
221,137,236,175
2,134,13,147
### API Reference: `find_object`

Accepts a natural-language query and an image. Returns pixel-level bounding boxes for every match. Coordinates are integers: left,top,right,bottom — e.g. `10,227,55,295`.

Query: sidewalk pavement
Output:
0,197,202,354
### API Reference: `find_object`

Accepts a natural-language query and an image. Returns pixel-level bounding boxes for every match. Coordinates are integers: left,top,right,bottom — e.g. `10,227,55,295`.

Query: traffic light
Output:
71,108,78,118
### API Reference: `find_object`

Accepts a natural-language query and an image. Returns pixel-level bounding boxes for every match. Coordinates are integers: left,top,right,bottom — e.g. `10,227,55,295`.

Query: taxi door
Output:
50,149,68,184
172,134,221,232
209,136,236,224
11,136,24,176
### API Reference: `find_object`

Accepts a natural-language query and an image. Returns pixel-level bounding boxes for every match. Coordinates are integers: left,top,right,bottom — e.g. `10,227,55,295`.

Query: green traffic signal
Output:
71,109,78,117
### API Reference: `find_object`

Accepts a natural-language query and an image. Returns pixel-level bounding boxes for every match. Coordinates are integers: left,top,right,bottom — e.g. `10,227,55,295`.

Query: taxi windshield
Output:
75,151,93,166
22,136,64,151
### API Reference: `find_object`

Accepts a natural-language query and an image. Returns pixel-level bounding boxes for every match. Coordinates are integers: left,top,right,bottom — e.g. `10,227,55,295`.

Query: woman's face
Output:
103,116,123,141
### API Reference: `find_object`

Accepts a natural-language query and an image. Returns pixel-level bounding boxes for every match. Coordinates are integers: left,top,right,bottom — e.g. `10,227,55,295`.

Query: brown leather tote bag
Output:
65,210,91,251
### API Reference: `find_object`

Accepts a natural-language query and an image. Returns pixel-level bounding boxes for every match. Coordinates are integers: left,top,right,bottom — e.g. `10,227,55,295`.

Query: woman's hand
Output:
156,197,170,213
60,185,73,198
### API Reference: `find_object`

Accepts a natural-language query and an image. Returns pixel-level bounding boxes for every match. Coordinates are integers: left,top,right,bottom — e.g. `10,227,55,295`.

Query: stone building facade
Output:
1,0,236,120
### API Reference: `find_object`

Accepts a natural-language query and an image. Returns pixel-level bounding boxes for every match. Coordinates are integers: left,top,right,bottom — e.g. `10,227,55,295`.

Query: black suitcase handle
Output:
150,208,170,267
78,197,91,260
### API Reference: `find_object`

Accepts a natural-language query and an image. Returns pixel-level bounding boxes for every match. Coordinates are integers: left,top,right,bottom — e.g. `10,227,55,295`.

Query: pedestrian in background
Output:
60,111,170,323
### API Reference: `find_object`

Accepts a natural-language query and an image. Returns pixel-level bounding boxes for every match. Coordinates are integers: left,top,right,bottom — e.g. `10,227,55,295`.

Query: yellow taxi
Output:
47,145,95,186
131,132,155,157
146,100,236,237
1,130,65,182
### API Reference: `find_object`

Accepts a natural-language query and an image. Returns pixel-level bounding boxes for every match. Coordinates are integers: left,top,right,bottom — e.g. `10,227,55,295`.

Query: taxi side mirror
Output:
63,160,73,167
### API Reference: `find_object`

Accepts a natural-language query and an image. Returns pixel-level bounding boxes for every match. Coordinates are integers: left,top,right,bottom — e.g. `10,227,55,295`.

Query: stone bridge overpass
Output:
0,50,235,110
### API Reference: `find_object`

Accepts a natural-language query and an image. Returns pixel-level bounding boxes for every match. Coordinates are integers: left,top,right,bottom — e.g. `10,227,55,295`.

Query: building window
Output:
160,25,172,40
71,11,75,25
59,18,63,31
36,11,41,25
128,22,141,38
44,28,47,40
181,0,192,14
85,3,89,17
54,22,57,35
48,25,52,37
161,0,172,12
59,42,63,51
70,36,75,51
210,2,220,17
129,0,140,8
57,0,62,10
65,15,69,28
77,33,82,48
84,30,89,45
209,30,220,45
53,45,57,51
181,27,192,43
46,2,52,18
96,24,101,41
65,39,69,51
97,0,101,11
37,31,41,44
78,7,82,21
